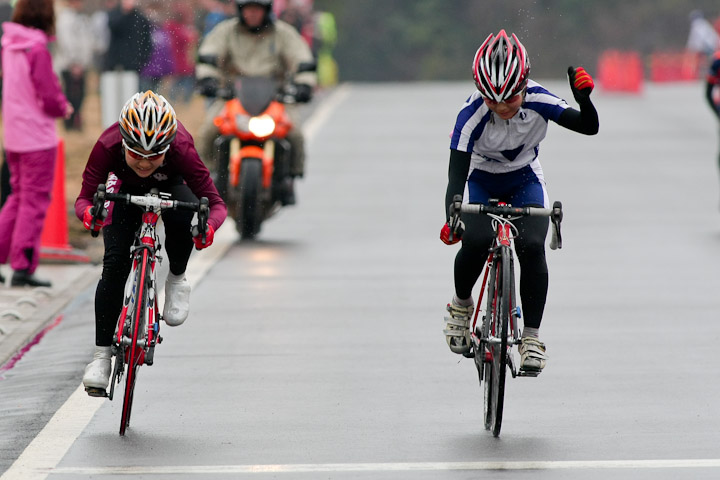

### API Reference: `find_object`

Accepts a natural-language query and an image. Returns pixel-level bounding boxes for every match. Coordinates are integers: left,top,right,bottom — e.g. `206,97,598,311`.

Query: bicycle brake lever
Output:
550,201,563,250
90,184,107,238
446,194,464,242
198,197,209,243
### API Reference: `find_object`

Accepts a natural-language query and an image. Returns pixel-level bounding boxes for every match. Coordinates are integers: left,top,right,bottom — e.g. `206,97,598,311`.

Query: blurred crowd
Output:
0,0,337,132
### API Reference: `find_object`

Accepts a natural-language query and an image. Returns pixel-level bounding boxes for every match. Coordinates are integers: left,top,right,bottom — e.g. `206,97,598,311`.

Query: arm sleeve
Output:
74,141,114,220
28,47,68,118
444,149,471,221
195,21,229,80
555,96,599,135
280,25,317,87
706,82,720,119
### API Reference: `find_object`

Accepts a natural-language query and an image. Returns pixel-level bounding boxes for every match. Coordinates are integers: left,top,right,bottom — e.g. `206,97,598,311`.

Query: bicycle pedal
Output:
85,387,108,398
517,368,541,377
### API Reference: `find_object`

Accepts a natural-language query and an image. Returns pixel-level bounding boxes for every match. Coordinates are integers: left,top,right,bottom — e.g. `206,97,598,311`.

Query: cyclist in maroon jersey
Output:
76,91,227,392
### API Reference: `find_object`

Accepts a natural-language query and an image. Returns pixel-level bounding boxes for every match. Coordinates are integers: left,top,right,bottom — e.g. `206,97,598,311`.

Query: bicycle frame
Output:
108,210,161,407
471,216,521,371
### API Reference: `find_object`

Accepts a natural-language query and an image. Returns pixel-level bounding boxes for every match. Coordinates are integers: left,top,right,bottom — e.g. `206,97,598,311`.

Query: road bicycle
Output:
448,194,563,437
84,184,209,436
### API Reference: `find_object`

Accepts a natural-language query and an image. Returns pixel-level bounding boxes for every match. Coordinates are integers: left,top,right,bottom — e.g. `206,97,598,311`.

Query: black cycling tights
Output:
94,184,196,346
454,213,549,330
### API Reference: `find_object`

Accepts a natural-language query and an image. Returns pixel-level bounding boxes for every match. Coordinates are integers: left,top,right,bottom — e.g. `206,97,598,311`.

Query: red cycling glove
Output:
440,222,463,245
82,205,105,233
568,66,594,100
192,224,215,250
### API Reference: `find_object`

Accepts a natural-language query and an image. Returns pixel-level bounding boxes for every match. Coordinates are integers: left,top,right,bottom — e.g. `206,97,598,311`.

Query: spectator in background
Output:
89,1,111,72
705,50,720,201
0,0,14,209
103,0,152,73
164,3,199,105
139,0,173,93
313,11,338,87
54,0,94,131
99,0,152,127
687,10,720,58
278,0,313,51
0,0,73,287
200,0,233,37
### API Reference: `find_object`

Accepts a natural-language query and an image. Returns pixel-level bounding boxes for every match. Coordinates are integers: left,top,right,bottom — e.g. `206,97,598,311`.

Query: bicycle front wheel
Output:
120,250,150,436
486,247,511,437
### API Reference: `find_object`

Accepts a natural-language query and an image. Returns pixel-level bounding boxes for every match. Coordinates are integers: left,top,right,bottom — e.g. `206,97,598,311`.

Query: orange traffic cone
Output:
39,138,90,263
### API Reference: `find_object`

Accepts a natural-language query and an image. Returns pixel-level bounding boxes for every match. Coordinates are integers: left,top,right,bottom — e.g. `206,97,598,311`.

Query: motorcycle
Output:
199,57,315,240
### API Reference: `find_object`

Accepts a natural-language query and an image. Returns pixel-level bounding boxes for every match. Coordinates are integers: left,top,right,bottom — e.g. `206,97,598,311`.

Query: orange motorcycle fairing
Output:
213,99,292,141
228,145,274,188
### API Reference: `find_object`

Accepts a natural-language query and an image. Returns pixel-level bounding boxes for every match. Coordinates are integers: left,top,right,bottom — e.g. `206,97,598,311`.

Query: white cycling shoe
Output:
444,300,474,354
83,346,112,390
519,337,547,372
164,273,191,326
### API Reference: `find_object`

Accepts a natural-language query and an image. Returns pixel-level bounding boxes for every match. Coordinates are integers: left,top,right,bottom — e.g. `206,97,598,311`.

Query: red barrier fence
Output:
649,51,703,82
597,50,644,93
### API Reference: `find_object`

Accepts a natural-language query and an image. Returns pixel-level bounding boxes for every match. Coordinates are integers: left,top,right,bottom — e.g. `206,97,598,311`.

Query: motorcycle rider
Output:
196,0,317,205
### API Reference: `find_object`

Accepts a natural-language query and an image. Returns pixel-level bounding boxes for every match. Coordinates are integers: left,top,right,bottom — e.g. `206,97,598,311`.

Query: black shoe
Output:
281,178,296,206
11,270,52,288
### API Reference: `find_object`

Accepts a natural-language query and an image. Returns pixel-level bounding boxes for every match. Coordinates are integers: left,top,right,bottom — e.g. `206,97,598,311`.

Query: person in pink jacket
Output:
0,0,72,287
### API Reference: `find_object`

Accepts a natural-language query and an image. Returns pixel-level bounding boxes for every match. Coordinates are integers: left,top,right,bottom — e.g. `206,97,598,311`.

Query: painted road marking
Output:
39,459,720,475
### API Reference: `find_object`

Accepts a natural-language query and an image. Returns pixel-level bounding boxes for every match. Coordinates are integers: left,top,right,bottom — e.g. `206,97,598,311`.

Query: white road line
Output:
303,84,351,141
0,226,237,480
0,86,350,480
39,459,720,475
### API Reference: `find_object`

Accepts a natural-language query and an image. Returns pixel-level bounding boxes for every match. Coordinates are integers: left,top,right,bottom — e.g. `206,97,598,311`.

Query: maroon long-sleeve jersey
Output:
75,121,227,231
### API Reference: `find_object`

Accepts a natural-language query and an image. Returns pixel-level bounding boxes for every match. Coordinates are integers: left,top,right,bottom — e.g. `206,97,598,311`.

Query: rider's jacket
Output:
74,121,227,231
196,17,316,87
450,80,569,175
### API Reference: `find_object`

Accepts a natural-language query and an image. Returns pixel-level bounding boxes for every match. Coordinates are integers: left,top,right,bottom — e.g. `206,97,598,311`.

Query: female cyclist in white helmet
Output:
440,30,599,373
76,90,227,394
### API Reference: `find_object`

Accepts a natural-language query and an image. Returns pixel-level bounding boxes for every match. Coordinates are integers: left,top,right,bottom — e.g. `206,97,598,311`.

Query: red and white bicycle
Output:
85,184,209,435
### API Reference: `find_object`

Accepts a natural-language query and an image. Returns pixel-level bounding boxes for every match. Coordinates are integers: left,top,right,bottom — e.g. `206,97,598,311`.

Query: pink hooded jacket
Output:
1,22,67,153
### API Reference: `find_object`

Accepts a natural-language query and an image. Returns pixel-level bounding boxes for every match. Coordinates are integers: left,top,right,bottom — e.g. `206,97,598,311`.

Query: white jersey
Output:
450,80,569,174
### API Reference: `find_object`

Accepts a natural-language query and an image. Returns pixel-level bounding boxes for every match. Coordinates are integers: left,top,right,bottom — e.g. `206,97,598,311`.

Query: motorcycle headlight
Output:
248,115,276,138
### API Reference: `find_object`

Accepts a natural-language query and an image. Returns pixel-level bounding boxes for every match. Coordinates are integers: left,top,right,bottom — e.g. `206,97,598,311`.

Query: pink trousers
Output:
0,147,57,273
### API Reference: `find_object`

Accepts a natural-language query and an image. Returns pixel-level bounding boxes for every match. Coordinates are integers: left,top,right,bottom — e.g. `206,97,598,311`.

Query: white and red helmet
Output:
119,91,177,152
472,30,530,102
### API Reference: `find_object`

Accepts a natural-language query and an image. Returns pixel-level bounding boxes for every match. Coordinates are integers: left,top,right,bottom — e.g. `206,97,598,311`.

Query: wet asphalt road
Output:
2,80,720,479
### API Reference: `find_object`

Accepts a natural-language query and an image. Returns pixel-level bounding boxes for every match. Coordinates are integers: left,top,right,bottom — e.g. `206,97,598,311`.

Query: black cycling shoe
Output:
281,177,296,206
11,269,52,288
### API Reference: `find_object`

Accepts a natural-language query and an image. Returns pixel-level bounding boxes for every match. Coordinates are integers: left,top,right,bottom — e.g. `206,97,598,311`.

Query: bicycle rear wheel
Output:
485,247,511,437
120,250,150,436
